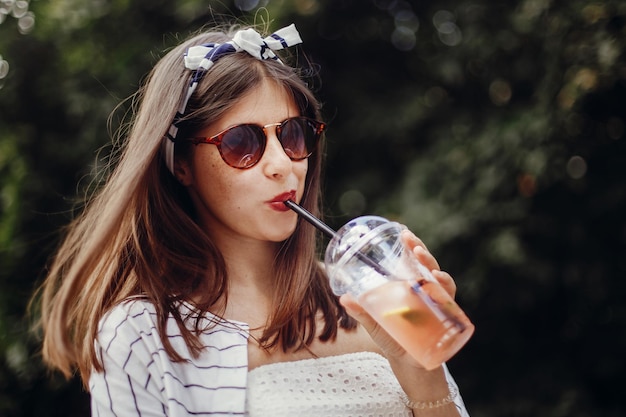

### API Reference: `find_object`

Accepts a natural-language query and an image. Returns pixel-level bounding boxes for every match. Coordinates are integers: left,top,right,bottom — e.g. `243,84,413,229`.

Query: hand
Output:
340,229,458,362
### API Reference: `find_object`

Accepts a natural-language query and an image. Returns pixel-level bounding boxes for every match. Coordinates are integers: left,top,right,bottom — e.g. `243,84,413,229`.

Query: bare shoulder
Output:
315,323,383,358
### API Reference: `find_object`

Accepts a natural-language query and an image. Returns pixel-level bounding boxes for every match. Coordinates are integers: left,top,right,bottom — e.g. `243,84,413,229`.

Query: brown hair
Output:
35,25,355,386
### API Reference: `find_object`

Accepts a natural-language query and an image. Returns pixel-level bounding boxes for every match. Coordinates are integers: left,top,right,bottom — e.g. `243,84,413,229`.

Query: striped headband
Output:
162,24,303,174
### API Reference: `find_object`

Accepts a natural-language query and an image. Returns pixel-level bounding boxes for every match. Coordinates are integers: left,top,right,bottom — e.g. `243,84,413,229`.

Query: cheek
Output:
298,161,309,191
297,160,309,180
191,146,223,177
190,150,231,195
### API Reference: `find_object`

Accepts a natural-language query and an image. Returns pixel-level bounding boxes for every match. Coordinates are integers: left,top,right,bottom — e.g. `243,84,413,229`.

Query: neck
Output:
210,234,281,325
221,236,278,283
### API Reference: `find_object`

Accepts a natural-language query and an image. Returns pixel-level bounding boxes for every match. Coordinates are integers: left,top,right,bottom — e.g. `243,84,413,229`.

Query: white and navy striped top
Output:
90,299,250,416
89,298,470,417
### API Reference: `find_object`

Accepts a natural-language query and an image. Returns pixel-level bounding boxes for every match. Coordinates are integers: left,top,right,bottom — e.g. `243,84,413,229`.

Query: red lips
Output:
268,190,296,212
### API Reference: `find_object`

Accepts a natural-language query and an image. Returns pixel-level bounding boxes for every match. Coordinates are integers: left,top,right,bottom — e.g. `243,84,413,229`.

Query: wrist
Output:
400,383,458,413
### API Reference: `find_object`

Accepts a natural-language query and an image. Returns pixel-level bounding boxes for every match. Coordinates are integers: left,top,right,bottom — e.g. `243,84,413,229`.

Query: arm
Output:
90,342,167,417
89,303,168,417
89,300,249,417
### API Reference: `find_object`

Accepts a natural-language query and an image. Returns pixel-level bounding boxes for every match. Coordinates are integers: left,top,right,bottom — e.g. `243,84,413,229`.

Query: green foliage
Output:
1,0,625,415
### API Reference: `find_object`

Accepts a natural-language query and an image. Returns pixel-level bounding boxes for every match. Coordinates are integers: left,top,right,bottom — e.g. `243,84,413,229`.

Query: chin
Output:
271,230,296,243
269,224,298,242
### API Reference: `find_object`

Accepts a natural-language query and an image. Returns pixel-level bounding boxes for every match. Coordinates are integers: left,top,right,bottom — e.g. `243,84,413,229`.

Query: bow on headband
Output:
163,24,303,174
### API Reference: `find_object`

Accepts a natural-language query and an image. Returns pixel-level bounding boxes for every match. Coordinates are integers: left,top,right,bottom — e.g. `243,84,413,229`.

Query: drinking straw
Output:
283,200,337,238
284,199,393,276
284,199,467,332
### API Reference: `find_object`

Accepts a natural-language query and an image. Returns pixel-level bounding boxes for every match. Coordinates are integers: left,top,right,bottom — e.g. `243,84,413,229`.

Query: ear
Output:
174,157,194,186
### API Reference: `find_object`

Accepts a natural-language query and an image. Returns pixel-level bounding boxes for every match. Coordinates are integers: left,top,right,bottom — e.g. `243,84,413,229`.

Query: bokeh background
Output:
1,0,625,416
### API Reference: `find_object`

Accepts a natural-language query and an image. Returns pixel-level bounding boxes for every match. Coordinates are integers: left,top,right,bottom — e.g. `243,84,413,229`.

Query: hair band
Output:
162,24,303,174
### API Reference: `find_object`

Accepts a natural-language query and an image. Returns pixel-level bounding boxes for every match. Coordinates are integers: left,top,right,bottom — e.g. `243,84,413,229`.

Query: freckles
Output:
297,162,308,179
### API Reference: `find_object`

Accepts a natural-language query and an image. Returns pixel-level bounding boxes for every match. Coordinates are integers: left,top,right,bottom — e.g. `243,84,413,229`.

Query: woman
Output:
37,23,470,416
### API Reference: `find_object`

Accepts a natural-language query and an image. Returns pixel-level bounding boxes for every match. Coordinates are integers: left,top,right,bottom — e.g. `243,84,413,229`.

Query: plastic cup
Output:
324,215,474,370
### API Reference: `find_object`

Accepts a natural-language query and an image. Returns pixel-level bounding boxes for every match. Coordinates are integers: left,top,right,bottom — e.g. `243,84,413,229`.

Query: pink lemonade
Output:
358,279,475,370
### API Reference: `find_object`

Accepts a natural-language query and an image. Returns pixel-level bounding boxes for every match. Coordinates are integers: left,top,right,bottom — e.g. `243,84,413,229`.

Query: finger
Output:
432,270,457,298
339,294,378,331
400,230,441,271
400,229,426,253
412,244,441,272
340,294,412,360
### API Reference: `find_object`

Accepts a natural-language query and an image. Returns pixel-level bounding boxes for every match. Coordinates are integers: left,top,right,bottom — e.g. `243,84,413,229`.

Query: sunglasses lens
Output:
220,125,264,168
201,118,323,169
279,118,320,159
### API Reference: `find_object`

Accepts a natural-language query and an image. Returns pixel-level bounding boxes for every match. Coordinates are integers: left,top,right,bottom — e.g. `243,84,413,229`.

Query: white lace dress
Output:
245,351,469,417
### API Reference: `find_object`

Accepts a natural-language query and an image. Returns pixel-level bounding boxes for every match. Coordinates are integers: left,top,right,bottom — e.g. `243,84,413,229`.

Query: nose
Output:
261,123,292,178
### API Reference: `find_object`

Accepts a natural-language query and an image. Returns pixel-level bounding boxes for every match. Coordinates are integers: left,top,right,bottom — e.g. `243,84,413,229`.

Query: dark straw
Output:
284,199,392,276
283,200,337,239
284,199,465,329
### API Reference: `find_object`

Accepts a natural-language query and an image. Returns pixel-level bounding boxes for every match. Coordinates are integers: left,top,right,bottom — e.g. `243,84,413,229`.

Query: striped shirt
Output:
90,299,250,416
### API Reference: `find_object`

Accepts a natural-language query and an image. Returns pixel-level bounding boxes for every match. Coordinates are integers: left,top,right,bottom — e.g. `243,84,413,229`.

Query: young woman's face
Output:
178,80,308,245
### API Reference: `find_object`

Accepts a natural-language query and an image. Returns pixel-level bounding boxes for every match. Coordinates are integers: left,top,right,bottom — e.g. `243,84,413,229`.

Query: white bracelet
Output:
400,384,459,410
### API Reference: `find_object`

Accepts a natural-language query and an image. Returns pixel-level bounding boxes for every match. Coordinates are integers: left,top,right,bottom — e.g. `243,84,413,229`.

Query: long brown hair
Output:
35,25,356,385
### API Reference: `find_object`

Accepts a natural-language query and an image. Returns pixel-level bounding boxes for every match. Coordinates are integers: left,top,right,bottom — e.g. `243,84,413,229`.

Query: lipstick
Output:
267,190,296,212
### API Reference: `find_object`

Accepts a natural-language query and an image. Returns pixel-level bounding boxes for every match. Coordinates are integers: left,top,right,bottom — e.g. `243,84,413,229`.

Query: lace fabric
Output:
245,351,411,417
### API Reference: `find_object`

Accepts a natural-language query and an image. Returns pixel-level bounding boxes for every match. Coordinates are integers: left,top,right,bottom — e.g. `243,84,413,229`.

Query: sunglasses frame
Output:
189,116,326,169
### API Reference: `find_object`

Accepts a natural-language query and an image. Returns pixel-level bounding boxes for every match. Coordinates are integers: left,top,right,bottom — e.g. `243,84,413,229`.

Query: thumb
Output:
339,294,380,333
339,293,408,360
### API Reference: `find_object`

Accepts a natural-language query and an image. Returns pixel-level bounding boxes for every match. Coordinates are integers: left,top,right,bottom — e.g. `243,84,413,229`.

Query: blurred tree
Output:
0,0,624,416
